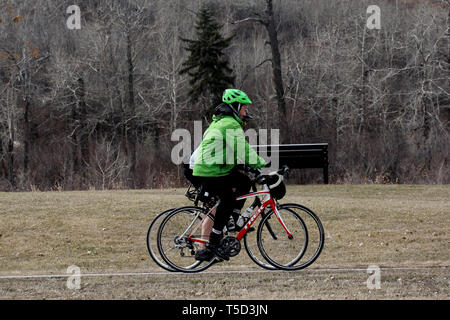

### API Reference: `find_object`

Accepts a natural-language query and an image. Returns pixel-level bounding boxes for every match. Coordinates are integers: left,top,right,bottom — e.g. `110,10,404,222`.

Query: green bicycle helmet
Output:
222,89,252,105
222,89,253,121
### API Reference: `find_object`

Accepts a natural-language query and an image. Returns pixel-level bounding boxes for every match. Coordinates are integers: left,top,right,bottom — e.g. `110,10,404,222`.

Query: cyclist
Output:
193,89,266,261
183,112,254,257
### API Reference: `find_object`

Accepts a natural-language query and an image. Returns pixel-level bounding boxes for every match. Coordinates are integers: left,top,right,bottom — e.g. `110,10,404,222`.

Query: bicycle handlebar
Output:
235,164,289,185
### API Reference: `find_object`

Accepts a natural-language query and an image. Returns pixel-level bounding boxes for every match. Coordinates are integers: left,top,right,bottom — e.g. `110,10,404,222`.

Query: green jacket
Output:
193,113,266,177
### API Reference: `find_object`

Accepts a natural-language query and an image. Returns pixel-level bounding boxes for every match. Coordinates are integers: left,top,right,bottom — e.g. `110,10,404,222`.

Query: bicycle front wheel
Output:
257,207,308,270
243,229,278,271
157,206,217,273
259,203,325,271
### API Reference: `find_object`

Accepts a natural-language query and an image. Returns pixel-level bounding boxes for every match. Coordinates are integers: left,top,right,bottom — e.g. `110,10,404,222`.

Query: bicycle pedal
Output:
206,243,230,261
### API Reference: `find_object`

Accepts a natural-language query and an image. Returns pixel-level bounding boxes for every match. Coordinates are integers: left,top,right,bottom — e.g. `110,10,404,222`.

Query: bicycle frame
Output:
186,184,293,245
235,186,292,241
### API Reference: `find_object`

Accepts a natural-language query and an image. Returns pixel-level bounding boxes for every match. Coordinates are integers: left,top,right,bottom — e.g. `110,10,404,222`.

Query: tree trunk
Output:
7,123,14,188
23,96,30,173
264,0,290,143
77,78,89,171
71,95,79,175
126,31,137,188
0,139,4,178
232,0,291,142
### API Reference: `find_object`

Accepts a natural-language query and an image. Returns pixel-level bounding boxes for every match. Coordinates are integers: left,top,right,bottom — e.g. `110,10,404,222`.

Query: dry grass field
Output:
0,185,449,300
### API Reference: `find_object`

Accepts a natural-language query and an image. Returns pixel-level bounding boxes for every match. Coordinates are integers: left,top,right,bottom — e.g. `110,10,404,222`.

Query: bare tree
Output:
0,0,448,189
232,0,291,142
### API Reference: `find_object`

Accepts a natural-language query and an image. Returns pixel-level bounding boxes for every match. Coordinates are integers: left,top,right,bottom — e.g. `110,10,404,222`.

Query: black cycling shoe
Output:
206,242,230,261
195,248,215,262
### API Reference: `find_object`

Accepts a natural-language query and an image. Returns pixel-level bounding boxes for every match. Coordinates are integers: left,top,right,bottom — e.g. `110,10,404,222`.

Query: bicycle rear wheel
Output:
146,208,176,272
244,231,277,270
257,207,308,270
259,203,324,270
157,206,217,273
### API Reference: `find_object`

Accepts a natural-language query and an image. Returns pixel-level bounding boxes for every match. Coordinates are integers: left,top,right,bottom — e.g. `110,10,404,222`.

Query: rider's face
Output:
239,105,248,120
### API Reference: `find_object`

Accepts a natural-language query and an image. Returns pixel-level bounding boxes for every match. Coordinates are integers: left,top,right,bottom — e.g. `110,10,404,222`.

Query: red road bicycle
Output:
152,165,325,273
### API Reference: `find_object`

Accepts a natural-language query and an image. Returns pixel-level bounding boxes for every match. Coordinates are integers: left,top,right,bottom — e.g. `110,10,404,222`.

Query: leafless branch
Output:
239,59,273,87
231,17,267,26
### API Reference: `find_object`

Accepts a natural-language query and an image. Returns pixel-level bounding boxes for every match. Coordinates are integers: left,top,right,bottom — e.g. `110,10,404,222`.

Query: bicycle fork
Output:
270,200,294,240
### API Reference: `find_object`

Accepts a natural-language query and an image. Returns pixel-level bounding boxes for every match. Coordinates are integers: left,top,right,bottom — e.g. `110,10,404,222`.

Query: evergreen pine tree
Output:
180,3,235,113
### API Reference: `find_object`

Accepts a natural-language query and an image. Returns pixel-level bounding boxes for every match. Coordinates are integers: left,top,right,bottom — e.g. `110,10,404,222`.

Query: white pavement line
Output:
0,266,448,280
0,270,269,279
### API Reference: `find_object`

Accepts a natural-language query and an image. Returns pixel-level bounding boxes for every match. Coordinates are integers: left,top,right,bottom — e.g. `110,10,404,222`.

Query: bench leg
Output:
323,166,329,184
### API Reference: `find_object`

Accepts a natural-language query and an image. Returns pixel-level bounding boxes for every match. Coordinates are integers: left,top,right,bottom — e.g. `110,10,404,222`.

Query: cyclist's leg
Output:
183,164,202,189
191,177,219,261
199,207,216,250
200,175,236,260
183,170,215,251
211,177,235,232
196,209,216,261
226,171,252,229
231,170,251,214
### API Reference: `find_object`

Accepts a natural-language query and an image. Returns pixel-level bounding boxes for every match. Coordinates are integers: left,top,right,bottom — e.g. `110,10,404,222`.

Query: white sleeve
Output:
189,146,200,169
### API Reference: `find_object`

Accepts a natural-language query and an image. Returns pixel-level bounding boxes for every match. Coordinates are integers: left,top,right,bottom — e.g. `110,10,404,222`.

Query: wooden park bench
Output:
253,143,329,184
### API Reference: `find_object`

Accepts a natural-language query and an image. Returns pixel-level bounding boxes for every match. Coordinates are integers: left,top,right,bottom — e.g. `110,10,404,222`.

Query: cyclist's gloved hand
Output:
236,164,260,174
241,164,255,173
250,166,262,176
